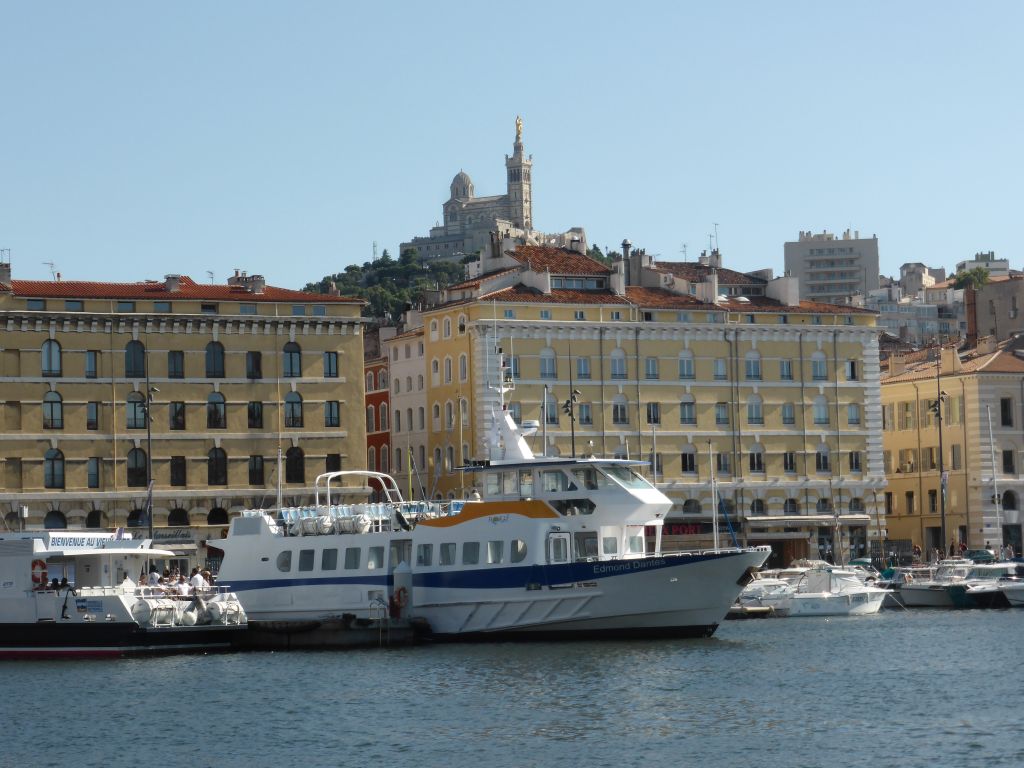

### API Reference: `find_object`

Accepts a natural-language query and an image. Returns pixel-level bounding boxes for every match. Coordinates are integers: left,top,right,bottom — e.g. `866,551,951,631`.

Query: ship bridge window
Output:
276,551,292,572
298,550,315,572
503,472,518,495
574,532,599,560
440,543,456,566
541,470,571,493
322,548,338,570
519,470,534,498
485,472,501,496
416,544,433,567
367,546,384,570
344,548,360,570
626,527,645,554
462,541,480,565
552,498,596,515
511,539,527,563
487,540,504,564
572,468,604,490
603,537,618,555
603,465,653,490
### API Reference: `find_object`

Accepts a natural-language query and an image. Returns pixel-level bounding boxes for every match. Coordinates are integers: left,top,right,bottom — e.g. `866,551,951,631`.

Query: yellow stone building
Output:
414,241,885,567
0,265,365,564
881,337,1024,557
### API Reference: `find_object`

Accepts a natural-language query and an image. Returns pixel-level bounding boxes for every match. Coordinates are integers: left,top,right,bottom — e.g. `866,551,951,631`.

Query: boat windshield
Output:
601,465,654,490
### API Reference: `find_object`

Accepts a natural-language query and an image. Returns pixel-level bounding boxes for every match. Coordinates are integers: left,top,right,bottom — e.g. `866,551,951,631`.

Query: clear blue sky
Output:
2,2,1021,288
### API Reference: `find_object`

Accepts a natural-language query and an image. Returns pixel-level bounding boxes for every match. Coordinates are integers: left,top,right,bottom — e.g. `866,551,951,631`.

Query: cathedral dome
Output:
450,170,474,200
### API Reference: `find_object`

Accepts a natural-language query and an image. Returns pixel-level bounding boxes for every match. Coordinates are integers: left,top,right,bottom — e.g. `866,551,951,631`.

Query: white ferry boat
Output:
0,531,247,658
218,391,771,640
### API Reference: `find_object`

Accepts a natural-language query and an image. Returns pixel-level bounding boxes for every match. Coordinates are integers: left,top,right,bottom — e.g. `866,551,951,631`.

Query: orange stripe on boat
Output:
417,500,558,527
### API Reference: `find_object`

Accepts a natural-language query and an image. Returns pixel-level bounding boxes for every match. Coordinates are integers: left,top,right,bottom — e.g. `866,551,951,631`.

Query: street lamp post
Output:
144,360,159,542
930,386,948,555
562,389,581,458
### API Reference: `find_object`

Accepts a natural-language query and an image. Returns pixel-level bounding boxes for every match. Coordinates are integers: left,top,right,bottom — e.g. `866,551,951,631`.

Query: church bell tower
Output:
505,115,533,231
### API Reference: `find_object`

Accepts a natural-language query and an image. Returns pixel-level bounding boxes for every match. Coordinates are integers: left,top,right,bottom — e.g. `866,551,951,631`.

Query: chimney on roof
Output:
0,261,9,283
164,274,181,293
249,274,266,294
621,239,631,260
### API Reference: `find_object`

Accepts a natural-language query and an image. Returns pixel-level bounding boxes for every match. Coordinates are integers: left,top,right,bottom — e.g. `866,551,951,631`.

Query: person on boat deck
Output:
59,577,68,590
176,575,190,596
189,567,207,590
50,577,59,590
147,566,161,586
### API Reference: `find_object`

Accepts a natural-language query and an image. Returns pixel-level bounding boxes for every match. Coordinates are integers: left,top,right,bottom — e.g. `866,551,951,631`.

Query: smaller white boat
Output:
999,579,1024,607
784,566,887,617
899,559,974,608
737,575,795,616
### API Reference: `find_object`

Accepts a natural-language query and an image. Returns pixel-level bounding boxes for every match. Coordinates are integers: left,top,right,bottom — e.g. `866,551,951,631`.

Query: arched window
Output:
394,447,403,473
126,392,147,429
44,448,65,489
460,398,469,427
367,446,376,472
86,510,104,529
407,407,413,432
417,374,424,391
366,372,374,392
1003,490,1018,511
444,357,452,383
366,405,375,432
285,447,304,483
446,446,454,472
418,406,425,430
443,317,451,338
126,447,147,487
432,403,441,429
457,314,467,334
284,392,303,428
283,342,301,377
205,341,225,378
750,499,766,515
445,401,454,429
124,340,145,378
784,498,800,515
168,508,190,526
817,498,833,513
42,339,62,376
459,354,468,382
434,447,442,471
380,445,389,474
378,404,388,431
208,448,228,485
405,375,412,392
429,319,438,340
42,391,63,429
207,392,226,428
431,358,440,386
393,409,401,433
682,499,701,514
378,370,387,390
392,378,400,394
127,509,146,527
207,508,229,525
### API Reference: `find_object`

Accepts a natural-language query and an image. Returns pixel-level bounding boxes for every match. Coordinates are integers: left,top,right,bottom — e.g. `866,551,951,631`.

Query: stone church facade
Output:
400,118,586,261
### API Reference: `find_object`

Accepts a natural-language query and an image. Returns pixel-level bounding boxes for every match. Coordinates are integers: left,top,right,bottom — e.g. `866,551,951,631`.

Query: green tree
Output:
952,267,990,290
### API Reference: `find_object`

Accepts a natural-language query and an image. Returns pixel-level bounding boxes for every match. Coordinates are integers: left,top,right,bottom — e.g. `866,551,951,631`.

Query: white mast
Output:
709,440,719,552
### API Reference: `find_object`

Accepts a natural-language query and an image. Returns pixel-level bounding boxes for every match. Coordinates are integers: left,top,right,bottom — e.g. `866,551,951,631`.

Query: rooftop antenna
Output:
680,243,688,262
206,270,215,284
713,222,720,250
42,261,58,280
373,241,378,262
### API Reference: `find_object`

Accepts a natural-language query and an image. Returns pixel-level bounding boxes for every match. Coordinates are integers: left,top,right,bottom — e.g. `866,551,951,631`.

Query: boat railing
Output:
271,499,464,536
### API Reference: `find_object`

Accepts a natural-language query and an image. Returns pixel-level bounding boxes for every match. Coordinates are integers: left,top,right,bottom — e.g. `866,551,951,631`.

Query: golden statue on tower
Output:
515,115,523,143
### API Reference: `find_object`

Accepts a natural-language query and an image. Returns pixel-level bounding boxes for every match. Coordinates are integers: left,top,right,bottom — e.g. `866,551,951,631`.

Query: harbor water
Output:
3,609,1021,768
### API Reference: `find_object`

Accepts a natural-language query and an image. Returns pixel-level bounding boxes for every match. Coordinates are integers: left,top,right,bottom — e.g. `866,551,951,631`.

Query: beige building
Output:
414,240,885,568
785,229,880,304
881,337,1024,557
0,265,365,565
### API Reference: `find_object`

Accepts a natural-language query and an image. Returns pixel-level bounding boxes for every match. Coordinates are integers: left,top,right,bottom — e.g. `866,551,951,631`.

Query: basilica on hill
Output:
400,117,587,262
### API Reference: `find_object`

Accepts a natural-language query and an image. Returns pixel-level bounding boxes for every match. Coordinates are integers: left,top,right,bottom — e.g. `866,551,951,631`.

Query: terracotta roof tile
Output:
480,285,631,305
506,246,611,276
652,261,767,286
4,275,363,303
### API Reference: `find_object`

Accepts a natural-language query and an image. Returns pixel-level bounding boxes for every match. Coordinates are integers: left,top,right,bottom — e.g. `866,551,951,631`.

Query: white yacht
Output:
218,372,771,641
0,531,246,658
784,567,888,616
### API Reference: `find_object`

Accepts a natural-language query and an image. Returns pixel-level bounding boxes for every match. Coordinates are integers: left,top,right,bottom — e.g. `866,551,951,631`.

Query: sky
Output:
2,2,1021,289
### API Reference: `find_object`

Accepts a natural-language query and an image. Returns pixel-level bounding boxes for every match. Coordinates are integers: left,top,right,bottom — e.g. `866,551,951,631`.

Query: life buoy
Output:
31,559,48,586
394,586,409,608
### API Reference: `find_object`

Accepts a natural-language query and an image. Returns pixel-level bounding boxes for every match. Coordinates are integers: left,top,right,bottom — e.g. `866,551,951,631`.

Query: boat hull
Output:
1001,583,1024,607
785,589,886,617
0,622,243,659
899,584,956,607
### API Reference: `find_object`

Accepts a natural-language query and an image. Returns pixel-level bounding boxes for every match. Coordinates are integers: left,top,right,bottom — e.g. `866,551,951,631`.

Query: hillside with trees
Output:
302,249,468,320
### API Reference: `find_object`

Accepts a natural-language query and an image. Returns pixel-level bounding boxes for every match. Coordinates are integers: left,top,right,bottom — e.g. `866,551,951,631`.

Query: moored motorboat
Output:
949,563,1024,608
0,531,247,659
783,566,887,617
217,351,770,641
899,559,974,608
